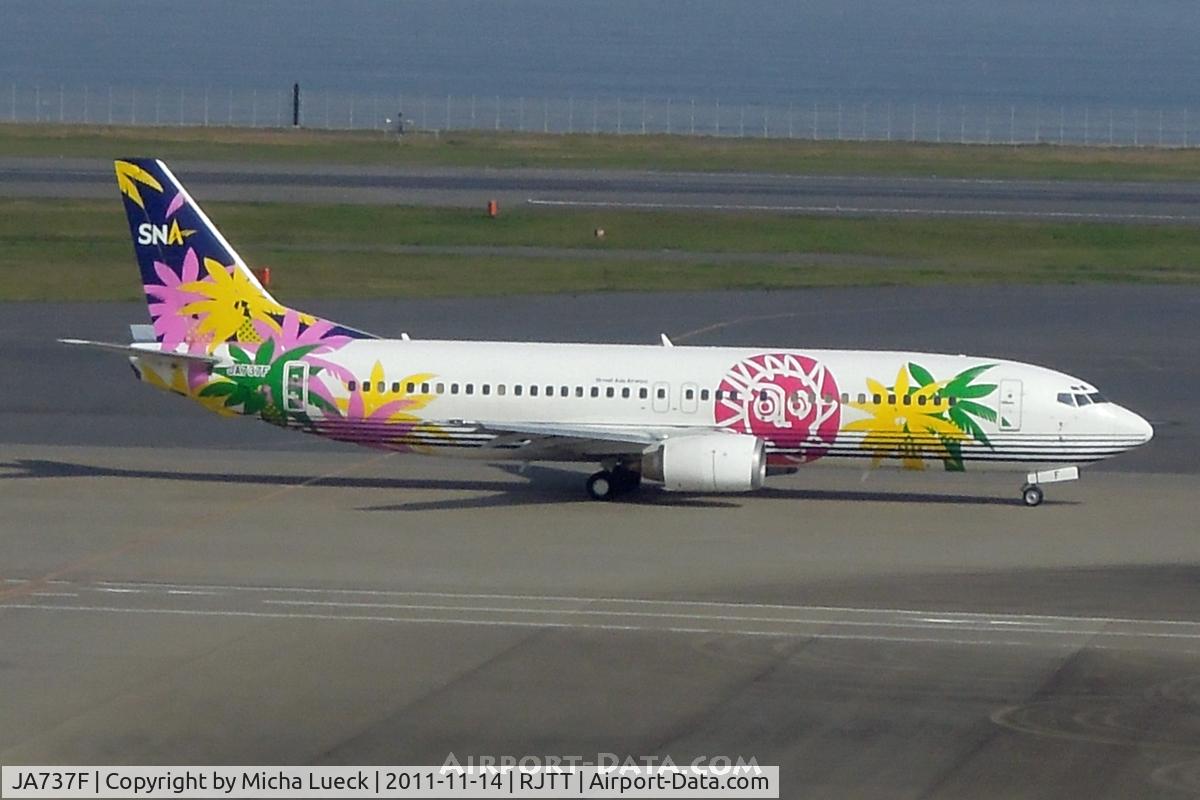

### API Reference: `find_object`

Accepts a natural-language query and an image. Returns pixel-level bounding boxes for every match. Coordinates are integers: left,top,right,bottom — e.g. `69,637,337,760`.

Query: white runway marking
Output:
526,197,1198,222
78,579,1200,627
3,578,1200,650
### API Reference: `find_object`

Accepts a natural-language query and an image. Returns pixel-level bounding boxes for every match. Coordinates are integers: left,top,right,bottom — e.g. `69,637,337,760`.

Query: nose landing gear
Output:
1019,466,1079,507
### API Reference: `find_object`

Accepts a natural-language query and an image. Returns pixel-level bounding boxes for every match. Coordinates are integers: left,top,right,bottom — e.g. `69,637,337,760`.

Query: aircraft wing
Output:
59,338,219,365
475,420,717,458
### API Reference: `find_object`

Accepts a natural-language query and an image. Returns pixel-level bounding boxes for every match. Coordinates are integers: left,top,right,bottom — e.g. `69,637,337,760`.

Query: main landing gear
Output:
585,466,642,501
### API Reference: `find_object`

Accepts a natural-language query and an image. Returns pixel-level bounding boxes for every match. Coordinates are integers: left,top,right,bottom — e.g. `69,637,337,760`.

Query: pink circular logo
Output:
714,353,841,463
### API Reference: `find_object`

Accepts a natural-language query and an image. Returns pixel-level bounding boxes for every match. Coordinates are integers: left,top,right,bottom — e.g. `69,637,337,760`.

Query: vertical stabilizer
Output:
114,158,375,354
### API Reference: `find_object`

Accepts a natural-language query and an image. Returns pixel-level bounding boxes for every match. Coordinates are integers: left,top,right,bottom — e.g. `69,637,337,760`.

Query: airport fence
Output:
4,81,1199,148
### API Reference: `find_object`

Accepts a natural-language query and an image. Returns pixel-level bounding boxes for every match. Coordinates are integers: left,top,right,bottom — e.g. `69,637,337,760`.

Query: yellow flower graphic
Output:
335,363,435,421
843,366,966,470
330,362,444,451
114,160,163,209
138,359,236,417
180,258,289,351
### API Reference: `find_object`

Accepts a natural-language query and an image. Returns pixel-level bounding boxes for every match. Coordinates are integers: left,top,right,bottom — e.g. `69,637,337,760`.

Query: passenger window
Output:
700,389,710,401
362,381,371,394
482,384,491,396
391,382,400,393
514,385,523,396
901,394,911,405
498,384,507,396
1057,392,1074,406
406,382,415,393
622,387,631,399
685,388,695,400
378,381,386,393
348,380,357,392
450,383,460,394
917,395,926,406
888,394,896,404
530,385,538,397
545,386,554,397
840,393,849,404
639,387,649,400
575,386,584,397
435,383,445,394
857,393,866,404
872,393,882,404
560,386,569,397
606,387,615,398
421,382,430,394
729,391,740,402
465,383,474,395
590,387,600,398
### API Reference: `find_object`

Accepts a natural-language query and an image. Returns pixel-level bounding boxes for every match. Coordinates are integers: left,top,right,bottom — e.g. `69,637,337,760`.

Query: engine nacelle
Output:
642,433,766,493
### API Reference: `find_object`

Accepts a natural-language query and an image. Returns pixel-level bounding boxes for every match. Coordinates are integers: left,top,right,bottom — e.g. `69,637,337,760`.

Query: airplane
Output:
62,159,1154,507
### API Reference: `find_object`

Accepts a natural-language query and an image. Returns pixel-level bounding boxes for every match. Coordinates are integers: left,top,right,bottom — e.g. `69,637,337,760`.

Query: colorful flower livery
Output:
99,159,1152,504
118,159,436,451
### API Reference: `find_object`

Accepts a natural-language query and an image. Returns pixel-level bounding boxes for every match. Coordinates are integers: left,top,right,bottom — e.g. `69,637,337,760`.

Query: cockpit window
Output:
1057,392,1075,407
1074,393,1092,406
1088,392,1108,403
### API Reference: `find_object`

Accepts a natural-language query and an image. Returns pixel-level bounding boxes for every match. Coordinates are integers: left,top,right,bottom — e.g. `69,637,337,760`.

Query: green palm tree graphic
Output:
200,339,336,425
907,362,998,471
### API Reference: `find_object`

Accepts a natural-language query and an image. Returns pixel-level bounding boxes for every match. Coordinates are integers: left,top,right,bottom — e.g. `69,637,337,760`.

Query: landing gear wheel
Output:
586,471,615,501
1021,484,1044,507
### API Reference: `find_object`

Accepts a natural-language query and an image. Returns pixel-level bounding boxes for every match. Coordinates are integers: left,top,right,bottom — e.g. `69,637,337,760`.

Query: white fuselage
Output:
256,339,1153,473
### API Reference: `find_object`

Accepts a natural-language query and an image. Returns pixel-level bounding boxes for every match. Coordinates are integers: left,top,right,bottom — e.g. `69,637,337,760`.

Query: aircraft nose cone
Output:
1119,406,1154,444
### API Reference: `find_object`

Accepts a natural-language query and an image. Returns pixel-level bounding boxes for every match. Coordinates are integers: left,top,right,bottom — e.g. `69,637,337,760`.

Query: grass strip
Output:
1,199,1197,301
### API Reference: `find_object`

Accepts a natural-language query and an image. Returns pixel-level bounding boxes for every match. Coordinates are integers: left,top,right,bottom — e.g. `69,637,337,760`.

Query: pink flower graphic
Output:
144,248,207,353
253,310,354,410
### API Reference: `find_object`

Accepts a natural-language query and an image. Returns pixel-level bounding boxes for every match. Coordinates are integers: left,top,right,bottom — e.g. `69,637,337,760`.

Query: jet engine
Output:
642,433,766,492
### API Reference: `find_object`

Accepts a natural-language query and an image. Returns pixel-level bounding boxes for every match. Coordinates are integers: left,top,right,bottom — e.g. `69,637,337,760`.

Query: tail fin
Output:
115,158,375,353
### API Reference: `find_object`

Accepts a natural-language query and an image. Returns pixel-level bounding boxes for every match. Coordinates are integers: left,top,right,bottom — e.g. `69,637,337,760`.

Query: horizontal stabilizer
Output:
58,338,219,365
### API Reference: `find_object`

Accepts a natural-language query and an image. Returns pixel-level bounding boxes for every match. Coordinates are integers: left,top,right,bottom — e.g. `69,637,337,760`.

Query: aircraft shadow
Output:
0,459,736,510
758,485,1074,507
0,459,1062,510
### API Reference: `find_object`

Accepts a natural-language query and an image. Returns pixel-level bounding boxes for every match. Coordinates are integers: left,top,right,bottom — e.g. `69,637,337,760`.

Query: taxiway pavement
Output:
5,157,1200,223
1,287,1197,798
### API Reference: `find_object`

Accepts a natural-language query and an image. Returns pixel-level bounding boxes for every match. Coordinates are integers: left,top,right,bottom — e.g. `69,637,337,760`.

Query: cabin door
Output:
283,361,310,414
998,379,1022,431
